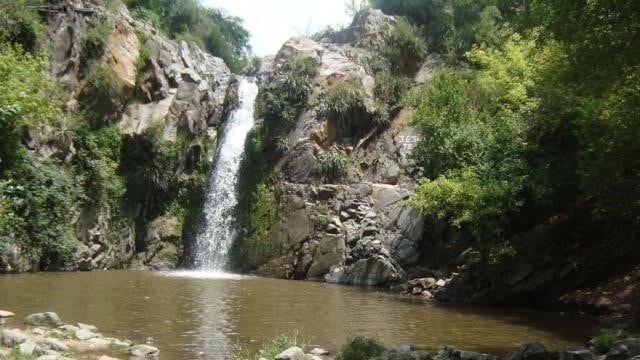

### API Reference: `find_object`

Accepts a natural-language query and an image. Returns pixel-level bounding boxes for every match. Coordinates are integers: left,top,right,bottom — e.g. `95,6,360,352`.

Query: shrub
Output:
256,55,318,144
0,0,43,53
0,157,83,269
337,336,386,360
125,0,250,72
237,334,302,360
405,35,538,267
78,63,127,125
383,17,427,73
0,45,63,172
135,31,152,78
318,78,367,123
122,124,177,197
316,149,349,183
80,19,112,66
591,329,626,354
73,123,125,207
374,72,412,106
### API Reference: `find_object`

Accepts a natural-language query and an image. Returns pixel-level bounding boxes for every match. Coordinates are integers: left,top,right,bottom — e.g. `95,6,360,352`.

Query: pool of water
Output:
0,271,596,359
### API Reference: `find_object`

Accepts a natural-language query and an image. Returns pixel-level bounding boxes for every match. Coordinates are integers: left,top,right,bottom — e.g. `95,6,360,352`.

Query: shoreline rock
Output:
0,310,159,360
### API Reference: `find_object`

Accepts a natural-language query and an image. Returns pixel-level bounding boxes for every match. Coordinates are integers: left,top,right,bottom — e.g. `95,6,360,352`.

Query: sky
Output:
201,0,353,56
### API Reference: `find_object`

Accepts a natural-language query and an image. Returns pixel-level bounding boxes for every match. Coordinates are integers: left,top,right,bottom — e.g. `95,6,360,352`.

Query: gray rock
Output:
307,234,346,278
339,256,403,286
78,323,98,332
310,347,330,356
503,342,548,360
36,338,70,353
25,312,63,327
57,324,79,333
19,339,37,356
130,344,160,359
275,346,305,360
1,328,30,347
435,346,496,360
75,328,99,340
560,346,595,360
606,338,640,360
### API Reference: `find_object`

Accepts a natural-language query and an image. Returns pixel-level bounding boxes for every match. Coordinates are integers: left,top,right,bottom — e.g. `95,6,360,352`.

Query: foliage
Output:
135,31,152,79
237,334,302,360
0,0,44,53
73,123,125,207
318,78,367,123
80,19,112,67
590,329,621,354
337,336,386,360
405,34,537,264
232,127,281,271
374,71,412,107
0,157,82,269
78,63,127,126
316,149,349,183
6,348,37,360
370,0,514,61
121,124,177,200
345,0,371,17
255,55,318,145
124,0,250,72
0,45,63,172
383,17,427,73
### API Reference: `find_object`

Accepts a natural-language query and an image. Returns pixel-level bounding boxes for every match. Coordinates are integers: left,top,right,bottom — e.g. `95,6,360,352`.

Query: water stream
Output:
193,77,258,270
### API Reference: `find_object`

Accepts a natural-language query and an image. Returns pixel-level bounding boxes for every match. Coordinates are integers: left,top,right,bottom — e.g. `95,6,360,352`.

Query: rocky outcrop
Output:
241,10,435,286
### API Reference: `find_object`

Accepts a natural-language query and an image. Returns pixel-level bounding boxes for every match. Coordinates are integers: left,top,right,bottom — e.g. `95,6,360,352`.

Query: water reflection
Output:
0,271,597,359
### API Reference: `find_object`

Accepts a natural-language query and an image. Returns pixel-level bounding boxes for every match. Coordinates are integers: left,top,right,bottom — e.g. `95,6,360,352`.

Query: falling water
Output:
193,77,258,270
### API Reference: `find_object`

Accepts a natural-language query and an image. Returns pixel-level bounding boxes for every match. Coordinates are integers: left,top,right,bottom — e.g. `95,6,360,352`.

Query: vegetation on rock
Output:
316,149,349,184
124,0,250,72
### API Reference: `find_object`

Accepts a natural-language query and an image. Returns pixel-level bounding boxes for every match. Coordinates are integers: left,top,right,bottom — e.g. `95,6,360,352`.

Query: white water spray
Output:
193,77,258,270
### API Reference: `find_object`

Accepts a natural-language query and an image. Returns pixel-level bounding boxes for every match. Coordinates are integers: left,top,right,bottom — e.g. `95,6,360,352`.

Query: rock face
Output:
241,10,435,286
0,2,233,273
261,182,424,286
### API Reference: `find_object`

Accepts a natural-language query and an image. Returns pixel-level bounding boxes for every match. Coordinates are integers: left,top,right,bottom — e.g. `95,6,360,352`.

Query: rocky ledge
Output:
0,310,158,360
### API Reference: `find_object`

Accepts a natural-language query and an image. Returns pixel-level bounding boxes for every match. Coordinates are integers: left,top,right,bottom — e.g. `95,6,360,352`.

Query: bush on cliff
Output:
125,0,250,72
383,17,427,73
316,149,349,184
256,55,318,145
78,63,127,126
0,0,44,54
79,18,112,67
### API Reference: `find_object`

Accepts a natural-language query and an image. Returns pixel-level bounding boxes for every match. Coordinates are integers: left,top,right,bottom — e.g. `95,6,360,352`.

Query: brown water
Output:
0,271,596,359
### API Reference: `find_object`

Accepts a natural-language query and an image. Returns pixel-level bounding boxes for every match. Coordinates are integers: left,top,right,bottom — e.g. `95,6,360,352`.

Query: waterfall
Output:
193,77,258,270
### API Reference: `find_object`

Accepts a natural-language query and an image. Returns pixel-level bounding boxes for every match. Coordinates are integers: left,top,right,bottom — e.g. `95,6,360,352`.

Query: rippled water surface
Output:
0,271,596,359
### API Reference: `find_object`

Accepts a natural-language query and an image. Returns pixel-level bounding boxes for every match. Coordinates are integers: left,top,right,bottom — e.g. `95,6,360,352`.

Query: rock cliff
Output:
0,0,234,272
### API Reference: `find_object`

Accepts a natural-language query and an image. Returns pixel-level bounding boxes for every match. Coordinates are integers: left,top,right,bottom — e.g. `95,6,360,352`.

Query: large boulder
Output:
1,328,30,347
503,342,550,360
327,256,403,286
560,346,595,360
129,344,160,359
307,234,346,278
275,346,305,360
435,346,496,360
25,312,63,328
